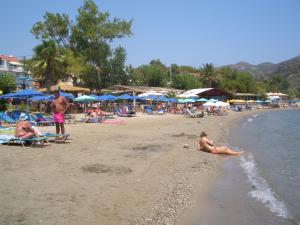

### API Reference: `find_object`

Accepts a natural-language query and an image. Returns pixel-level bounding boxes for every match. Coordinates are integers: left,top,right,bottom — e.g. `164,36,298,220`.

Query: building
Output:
178,88,232,100
0,54,35,90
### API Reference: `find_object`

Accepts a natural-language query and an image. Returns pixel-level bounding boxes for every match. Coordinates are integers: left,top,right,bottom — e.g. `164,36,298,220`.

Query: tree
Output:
30,0,132,90
31,40,64,91
0,72,16,94
70,0,132,89
172,73,202,90
200,63,217,88
218,67,256,93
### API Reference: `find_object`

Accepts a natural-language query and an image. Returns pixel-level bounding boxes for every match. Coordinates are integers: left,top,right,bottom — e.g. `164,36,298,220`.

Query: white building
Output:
0,54,34,89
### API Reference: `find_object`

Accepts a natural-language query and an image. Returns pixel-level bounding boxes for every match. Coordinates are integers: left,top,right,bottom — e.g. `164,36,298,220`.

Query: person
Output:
197,132,243,155
15,113,40,139
50,90,69,135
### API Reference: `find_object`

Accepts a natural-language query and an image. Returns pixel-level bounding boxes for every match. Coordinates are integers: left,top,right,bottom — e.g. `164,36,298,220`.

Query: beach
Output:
0,111,266,225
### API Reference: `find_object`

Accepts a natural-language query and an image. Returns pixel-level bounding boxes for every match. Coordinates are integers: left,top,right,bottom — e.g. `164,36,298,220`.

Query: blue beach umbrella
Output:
116,93,133,100
10,89,44,98
168,98,177,103
98,94,116,101
155,96,169,102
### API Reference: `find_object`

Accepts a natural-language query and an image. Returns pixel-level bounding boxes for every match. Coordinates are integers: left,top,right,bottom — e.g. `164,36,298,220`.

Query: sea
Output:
193,110,300,225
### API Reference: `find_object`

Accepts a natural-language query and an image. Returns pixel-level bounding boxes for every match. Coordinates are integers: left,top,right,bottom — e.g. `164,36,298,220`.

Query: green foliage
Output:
200,63,218,88
31,40,65,90
142,63,168,87
172,73,202,90
30,0,132,89
31,12,71,47
0,72,16,94
217,67,256,93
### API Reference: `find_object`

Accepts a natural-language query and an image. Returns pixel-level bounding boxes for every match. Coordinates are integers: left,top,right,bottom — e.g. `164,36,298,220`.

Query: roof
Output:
181,88,232,97
0,54,20,63
182,88,213,95
267,92,288,97
233,93,259,97
107,85,183,94
38,82,90,93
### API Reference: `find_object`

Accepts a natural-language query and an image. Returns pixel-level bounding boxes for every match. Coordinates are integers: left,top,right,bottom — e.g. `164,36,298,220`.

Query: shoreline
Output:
0,109,281,225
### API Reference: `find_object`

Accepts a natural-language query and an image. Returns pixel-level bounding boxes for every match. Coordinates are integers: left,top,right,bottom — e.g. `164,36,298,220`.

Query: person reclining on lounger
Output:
197,132,243,155
15,113,40,139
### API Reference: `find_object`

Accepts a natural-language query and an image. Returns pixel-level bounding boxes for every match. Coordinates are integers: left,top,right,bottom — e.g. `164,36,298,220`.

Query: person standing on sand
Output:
197,132,243,155
51,90,69,135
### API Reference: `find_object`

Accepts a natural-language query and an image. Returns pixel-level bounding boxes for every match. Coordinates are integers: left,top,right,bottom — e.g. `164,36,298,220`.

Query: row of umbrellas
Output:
0,89,272,104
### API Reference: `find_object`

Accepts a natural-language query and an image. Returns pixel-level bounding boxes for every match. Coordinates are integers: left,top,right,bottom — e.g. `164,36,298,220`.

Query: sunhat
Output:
19,113,28,121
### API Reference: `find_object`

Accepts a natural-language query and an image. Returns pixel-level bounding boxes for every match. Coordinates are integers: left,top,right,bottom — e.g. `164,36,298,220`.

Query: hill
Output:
225,55,300,90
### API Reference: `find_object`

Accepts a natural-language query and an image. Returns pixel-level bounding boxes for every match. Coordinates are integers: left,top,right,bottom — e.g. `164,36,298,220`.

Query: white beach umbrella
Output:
215,101,229,107
203,101,216,107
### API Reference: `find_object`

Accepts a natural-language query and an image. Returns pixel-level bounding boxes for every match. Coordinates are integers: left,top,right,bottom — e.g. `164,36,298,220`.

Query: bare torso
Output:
51,96,68,113
15,121,32,137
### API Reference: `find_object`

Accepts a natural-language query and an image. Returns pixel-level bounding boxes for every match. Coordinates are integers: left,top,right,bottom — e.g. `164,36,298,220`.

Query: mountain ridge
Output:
223,55,300,89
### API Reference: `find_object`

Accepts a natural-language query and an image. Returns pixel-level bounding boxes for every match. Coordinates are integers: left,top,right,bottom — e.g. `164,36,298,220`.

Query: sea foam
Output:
240,154,290,219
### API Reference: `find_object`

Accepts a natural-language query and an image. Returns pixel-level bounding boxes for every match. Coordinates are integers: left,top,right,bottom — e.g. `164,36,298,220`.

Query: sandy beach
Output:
0,110,260,225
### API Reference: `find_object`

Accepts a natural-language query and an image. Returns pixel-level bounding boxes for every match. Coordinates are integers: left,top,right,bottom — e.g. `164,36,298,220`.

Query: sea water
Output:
193,110,300,225
229,110,300,224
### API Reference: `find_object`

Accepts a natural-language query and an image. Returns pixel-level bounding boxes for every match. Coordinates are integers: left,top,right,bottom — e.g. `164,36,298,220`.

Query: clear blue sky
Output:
0,0,299,68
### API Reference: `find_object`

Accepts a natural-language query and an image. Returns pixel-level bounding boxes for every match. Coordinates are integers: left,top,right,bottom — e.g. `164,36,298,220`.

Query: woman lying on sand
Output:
198,132,243,155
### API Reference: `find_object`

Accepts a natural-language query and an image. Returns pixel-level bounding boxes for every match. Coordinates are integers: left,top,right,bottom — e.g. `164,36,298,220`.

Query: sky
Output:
0,0,300,68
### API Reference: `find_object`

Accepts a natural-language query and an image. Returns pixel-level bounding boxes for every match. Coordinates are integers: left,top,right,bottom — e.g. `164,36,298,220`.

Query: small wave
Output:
240,154,290,219
247,118,253,122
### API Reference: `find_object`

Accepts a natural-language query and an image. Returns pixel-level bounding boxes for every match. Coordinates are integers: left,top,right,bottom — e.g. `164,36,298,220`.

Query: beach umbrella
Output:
203,101,216,107
8,89,44,111
116,93,133,100
143,95,157,100
208,98,218,103
0,92,15,99
168,98,177,103
74,95,96,102
155,96,169,102
29,95,52,102
215,101,229,107
98,94,116,101
197,98,208,102
9,89,44,98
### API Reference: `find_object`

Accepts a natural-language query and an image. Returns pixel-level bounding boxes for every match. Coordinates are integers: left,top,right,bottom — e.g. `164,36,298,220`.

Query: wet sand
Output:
0,111,261,225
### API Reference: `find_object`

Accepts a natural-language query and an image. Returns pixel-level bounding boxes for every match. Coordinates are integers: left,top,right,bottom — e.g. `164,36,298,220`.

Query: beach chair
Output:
0,112,16,126
43,133,70,143
35,113,54,126
115,109,133,117
7,136,49,147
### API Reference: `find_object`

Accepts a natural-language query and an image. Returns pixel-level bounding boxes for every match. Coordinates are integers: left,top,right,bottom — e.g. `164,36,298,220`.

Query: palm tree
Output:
201,63,217,88
32,40,64,92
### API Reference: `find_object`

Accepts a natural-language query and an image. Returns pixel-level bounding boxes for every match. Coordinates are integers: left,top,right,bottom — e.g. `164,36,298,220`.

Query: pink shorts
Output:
53,112,64,124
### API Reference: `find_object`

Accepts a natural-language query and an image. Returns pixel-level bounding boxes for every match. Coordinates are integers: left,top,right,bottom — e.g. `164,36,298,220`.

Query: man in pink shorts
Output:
51,90,69,135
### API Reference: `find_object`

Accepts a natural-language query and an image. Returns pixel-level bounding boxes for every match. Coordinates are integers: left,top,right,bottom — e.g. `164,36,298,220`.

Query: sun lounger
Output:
7,136,49,147
0,112,16,126
43,133,70,143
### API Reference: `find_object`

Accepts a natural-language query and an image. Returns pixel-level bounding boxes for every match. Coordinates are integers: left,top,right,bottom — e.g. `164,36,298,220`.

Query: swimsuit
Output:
53,112,64,124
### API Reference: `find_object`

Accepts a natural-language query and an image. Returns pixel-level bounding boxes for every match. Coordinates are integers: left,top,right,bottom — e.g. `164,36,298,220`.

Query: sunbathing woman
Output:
198,132,243,155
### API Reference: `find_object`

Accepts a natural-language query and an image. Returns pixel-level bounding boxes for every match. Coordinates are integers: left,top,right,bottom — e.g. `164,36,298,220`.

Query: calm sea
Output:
193,110,300,225
229,110,300,224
